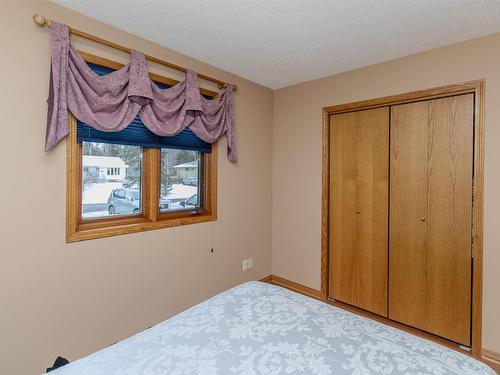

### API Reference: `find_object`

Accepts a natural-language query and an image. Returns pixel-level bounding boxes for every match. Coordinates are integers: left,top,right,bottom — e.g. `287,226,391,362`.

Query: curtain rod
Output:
32,13,237,92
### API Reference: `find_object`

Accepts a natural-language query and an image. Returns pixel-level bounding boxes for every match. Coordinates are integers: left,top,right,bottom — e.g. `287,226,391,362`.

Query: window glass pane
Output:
159,149,201,212
82,142,142,220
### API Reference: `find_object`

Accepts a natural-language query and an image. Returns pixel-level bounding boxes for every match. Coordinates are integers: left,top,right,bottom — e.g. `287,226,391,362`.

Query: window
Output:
82,142,142,220
66,53,217,242
159,149,202,213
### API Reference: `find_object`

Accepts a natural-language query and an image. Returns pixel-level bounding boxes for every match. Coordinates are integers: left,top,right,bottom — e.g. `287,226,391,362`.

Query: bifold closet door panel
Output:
425,94,473,346
389,94,473,346
389,101,429,330
329,112,358,306
356,108,389,316
329,108,389,316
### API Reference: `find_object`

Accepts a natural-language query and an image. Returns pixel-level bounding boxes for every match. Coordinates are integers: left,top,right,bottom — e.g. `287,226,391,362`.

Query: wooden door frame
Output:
321,80,485,357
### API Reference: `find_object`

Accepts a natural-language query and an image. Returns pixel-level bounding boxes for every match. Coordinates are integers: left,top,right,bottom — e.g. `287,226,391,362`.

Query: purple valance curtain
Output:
45,22,236,161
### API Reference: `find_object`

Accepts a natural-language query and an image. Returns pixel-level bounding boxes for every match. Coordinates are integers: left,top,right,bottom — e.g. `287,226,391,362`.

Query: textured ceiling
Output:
53,0,500,89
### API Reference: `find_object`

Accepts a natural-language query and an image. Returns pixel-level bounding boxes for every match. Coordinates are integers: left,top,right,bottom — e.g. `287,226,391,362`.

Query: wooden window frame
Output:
321,80,485,358
66,53,218,243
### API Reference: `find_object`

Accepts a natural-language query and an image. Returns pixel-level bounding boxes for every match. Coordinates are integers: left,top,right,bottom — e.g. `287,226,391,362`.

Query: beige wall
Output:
272,32,500,353
0,2,273,374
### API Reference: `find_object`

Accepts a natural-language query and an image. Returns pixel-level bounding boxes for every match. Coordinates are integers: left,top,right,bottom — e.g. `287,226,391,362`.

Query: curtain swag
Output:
45,22,236,161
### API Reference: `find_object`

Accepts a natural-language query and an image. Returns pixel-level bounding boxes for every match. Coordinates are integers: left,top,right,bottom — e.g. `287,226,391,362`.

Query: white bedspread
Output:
49,281,495,374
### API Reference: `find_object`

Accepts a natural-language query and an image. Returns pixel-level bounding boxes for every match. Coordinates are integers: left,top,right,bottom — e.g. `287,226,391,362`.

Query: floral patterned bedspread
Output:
49,281,494,374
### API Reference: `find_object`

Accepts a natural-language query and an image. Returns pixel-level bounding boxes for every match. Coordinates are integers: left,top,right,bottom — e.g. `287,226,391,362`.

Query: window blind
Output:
76,62,212,153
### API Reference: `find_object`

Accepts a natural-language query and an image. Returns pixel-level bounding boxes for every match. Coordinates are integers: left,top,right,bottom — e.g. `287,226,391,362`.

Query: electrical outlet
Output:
242,258,254,271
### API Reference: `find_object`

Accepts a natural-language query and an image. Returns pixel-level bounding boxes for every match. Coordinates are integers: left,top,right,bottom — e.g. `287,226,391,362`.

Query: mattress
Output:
48,281,495,374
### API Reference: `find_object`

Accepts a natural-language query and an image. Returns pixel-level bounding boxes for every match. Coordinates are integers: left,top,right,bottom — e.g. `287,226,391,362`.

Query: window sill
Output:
66,211,216,243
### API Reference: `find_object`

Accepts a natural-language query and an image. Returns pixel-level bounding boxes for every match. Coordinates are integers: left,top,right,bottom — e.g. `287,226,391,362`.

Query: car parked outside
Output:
159,197,173,211
182,177,198,186
180,194,198,208
107,188,140,215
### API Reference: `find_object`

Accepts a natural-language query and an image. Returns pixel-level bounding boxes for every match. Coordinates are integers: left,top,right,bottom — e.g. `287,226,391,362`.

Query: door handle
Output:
421,217,426,222
356,209,360,214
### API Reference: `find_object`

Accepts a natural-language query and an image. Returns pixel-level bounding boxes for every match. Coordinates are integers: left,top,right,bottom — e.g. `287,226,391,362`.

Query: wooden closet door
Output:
425,94,473,345
330,108,389,316
356,108,389,316
389,101,429,330
329,112,358,307
389,94,473,345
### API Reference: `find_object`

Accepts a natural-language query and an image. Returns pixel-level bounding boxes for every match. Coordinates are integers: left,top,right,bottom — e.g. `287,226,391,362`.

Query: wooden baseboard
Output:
260,275,323,300
259,275,273,283
482,351,500,374
259,274,499,372
483,348,500,364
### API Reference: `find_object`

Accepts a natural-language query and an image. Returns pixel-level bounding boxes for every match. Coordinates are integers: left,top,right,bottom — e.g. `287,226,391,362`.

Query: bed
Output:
48,281,495,374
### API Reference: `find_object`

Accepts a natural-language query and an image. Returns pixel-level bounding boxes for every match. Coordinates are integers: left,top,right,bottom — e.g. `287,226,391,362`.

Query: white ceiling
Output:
54,0,500,90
